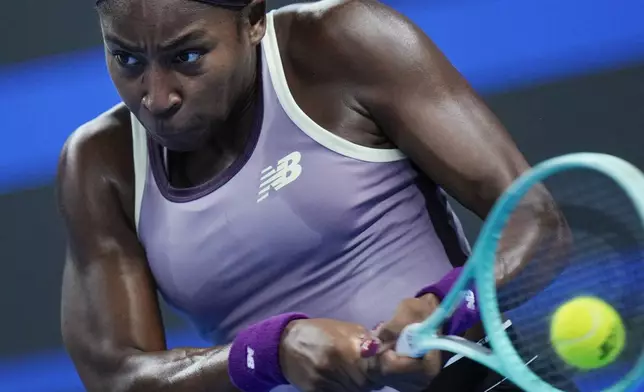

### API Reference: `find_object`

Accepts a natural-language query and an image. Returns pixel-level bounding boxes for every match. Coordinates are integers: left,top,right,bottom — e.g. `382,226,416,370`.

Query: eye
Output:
174,50,204,64
113,52,141,67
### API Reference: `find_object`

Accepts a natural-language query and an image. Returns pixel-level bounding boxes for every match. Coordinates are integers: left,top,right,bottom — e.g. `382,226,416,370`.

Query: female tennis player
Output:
57,0,554,391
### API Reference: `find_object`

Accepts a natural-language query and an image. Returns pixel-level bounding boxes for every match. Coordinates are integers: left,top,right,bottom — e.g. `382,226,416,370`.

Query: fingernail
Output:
360,337,381,358
372,322,384,332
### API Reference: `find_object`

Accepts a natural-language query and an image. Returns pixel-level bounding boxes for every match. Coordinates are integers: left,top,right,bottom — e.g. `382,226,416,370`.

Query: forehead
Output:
99,0,234,39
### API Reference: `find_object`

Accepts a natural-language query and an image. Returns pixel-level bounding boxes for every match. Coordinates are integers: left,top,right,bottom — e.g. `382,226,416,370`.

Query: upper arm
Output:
57,113,166,387
320,0,531,217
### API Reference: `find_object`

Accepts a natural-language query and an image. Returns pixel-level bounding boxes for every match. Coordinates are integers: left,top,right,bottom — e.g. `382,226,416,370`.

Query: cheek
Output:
183,71,227,106
184,55,239,104
107,67,141,111
204,50,240,86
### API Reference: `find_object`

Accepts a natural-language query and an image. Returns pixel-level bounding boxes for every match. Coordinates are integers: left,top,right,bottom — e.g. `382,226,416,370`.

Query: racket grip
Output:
395,323,427,358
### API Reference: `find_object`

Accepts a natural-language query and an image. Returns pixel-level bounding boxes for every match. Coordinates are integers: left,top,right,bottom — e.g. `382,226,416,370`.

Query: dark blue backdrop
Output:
2,0,643,192
1,0,643,390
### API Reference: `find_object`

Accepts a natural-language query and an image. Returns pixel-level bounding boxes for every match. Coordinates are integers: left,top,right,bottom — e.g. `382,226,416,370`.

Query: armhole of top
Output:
131,113,148,233
263,11,407,163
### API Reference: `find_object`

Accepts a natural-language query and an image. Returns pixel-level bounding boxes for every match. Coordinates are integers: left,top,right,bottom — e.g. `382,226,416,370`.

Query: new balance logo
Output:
464,290,476,310
257,151,302,203
246,347,255,369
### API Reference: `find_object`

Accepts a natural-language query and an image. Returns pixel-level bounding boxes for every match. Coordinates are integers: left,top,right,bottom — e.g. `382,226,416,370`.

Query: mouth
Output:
149,119,205,138
135,110,216,149
147,127,206,151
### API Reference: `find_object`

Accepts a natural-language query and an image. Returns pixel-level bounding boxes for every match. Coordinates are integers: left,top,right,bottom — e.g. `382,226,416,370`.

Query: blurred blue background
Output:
0,0,643,390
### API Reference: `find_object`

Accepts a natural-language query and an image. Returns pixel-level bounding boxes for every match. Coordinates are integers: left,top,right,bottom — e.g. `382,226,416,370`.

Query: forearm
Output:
82,345,240,392
495,186,568,286
92,312,308,392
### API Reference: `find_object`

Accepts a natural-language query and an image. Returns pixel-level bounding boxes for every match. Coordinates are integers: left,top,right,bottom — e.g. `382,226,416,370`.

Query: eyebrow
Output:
104,29,209,53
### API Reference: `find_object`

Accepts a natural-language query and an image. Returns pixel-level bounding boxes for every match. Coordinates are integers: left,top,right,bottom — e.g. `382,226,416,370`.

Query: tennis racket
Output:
396,153,644,392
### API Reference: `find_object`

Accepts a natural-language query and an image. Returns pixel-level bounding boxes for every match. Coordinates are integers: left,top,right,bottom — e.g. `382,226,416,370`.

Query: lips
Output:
148,119,204,138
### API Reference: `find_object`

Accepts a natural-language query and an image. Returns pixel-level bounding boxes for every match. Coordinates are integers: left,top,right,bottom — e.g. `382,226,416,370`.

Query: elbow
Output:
528,184,565,229
110,353,169,392
67,345,158,392
473,166,557,221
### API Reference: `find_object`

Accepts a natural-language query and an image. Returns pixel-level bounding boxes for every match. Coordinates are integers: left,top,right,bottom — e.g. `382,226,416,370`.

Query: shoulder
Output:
274,0,414,42
58,102,133,185
57,103,135,219
273,0,440,86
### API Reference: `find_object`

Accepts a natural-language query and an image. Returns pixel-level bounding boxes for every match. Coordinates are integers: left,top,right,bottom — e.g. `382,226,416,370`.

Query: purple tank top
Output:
132,11,469,391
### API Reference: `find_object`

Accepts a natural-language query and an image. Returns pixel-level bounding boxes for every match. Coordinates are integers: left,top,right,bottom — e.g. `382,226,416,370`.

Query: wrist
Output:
419,292,440,305
228,313,309,392
280,317,303,343
415,267,463,301
278,318,306,383
415,268,480,336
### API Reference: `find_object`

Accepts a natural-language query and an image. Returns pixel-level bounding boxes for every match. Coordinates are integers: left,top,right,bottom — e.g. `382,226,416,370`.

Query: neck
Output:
204,46,260,154
167,49,261,188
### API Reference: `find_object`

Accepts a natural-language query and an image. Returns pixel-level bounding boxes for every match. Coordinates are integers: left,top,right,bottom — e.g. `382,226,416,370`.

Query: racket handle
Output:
396,323,427,358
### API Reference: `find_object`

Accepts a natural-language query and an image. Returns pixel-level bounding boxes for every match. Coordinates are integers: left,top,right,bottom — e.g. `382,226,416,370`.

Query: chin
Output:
148,128,209,152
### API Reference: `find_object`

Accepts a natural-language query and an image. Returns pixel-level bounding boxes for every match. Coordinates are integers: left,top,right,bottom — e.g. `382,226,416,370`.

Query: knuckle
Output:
377,325,398,342
422,352,442,376
399,298,417,309
312,355,331,372
308,373,327,391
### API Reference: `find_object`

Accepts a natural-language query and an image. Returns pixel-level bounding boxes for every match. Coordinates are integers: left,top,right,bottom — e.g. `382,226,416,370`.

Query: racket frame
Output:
396,153,644,392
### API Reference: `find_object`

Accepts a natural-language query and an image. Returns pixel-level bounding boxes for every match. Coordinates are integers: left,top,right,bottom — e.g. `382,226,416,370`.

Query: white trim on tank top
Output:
264,11,407,163
131,11,408,230
131,112,148,232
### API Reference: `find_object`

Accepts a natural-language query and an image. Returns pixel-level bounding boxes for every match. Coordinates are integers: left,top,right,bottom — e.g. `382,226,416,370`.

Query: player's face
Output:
98,0,264,151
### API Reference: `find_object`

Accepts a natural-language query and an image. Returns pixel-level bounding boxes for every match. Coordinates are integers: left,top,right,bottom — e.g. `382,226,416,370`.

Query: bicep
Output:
376,81,528,217
352,12,529,217
58,132,165,384
61,243,165,359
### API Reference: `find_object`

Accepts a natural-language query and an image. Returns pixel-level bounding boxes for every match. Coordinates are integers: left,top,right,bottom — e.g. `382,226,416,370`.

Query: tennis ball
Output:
550,296,625,370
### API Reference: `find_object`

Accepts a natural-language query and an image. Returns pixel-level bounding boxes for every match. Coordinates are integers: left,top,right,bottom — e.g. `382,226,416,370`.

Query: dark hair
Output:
96,0,250,8
192,0,250,8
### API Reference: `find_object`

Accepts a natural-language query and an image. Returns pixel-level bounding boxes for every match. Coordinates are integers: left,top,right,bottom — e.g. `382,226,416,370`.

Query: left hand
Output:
365,294,444,391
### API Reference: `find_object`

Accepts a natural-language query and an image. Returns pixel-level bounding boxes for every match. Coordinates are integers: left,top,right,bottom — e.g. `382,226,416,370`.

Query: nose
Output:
141,67,182,118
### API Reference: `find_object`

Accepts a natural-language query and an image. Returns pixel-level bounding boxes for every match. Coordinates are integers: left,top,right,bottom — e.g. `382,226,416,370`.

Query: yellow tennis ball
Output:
550,296,625,370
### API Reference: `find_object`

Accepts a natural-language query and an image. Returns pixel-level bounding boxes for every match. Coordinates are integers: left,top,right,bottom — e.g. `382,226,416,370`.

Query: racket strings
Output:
492,171,644,392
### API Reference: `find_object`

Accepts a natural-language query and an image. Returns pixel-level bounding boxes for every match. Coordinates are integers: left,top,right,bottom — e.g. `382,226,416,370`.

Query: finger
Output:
379,351,435,392
359,336,381,358
378,349,425,375
371,321,384,334
422,350,443,377
341,351,381,392
316,360,366,392
317,377,356,392
374,323,399,343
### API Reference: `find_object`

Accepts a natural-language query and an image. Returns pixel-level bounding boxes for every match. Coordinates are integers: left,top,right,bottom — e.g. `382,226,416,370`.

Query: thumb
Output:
359,335,382,358
378,349,424,376
362,322,400,358
374,322,400,345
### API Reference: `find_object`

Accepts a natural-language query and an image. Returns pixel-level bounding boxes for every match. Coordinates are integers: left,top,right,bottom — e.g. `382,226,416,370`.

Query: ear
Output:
243,0,266,45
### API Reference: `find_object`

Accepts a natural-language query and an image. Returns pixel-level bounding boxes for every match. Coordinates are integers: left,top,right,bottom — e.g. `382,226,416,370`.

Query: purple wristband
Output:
415,268,480,336
415,267,464,300
228,312,309,392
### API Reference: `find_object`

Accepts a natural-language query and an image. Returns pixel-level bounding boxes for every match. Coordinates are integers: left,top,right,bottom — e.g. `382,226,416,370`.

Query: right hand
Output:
279,318,382,392
371,295,444,391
